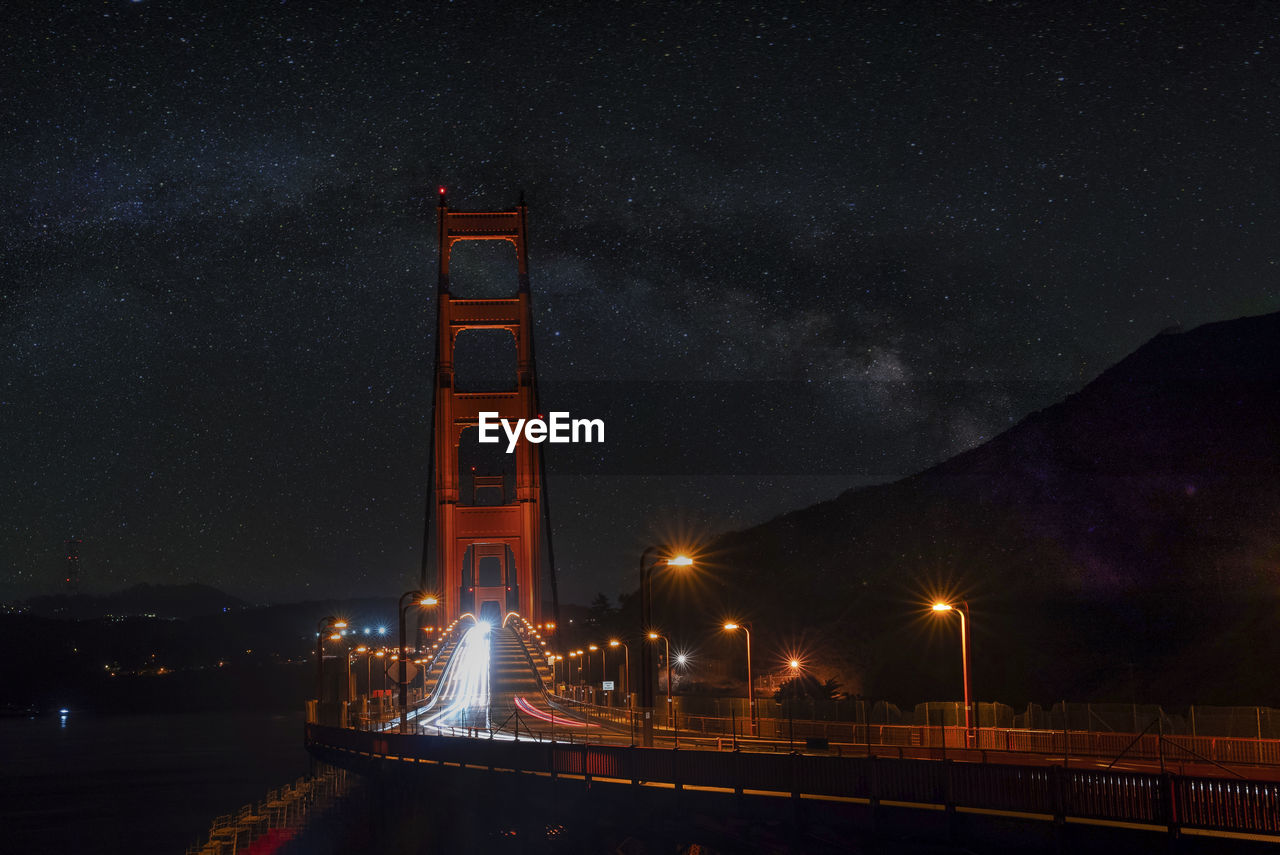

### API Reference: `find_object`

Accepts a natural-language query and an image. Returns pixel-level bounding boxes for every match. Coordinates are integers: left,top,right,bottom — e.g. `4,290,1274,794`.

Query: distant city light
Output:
377,626,387,636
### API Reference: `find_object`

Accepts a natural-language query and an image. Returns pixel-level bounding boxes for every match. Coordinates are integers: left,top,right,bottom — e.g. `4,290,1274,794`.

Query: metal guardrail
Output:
305,724,1280,839
666,714,1280,768
537,693,1280,768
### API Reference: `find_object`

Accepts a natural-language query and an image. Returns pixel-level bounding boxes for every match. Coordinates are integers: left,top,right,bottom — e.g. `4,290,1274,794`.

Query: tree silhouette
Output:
774,673,842,701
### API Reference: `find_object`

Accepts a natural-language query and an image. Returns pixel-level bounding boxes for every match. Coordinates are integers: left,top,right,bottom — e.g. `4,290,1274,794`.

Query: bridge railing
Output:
305,723,1280,838
670,712,1280,767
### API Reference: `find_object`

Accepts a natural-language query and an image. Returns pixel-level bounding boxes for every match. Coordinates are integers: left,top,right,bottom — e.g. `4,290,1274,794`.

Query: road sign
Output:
387,660,420,682
602,681,615,690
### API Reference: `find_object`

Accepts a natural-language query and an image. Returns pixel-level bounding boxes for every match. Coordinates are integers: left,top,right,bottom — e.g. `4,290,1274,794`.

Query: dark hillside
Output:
696,312,1280,706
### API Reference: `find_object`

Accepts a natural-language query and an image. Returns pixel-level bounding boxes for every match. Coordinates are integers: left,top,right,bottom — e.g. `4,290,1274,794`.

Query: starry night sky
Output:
3,2,1278,605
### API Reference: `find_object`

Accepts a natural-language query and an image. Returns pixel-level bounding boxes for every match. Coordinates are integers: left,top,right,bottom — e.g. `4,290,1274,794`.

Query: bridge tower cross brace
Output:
431,192,542,626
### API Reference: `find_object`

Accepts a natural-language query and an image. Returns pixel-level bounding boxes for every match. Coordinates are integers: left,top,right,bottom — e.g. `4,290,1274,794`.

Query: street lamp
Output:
599,644,611,704
354,646,368,697
350,647,366,701
723,622,756,737
568,650,581,697
398,591,438,732
609,639,630,706
786,658,802,751
588,644,599,702
932,601,973,743
647,632,673,710
375,649,387,702
315,616,348,705
649,630,679,746
638,546,694,746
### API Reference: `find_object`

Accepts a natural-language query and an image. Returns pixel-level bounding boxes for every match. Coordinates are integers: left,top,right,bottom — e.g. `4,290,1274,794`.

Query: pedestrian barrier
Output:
663,713,1280,768
306,722,1280,841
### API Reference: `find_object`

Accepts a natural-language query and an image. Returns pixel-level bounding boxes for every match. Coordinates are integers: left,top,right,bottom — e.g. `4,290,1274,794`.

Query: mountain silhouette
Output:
705,312,1280,707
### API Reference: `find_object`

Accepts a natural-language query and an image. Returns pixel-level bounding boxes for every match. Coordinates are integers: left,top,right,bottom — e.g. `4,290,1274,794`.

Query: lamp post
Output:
398,591,438,733
649,631,677,746
344,643,355,704
376,649,387,702
786,658,801,752
932,601,973,744
600,644,610,705
315,616,347,704
345,647,360,701
609,640,630,705
647,632,672,710
611,639,633,743
588,644,599,703
723,622,756,737
638,546,693,746
355,646,370,698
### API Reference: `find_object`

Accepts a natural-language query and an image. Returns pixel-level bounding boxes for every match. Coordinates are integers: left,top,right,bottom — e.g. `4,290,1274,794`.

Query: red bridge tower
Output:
429,192,546,626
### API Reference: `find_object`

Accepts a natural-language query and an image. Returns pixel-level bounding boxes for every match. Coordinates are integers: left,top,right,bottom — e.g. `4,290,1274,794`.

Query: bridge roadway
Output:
389,615,624,742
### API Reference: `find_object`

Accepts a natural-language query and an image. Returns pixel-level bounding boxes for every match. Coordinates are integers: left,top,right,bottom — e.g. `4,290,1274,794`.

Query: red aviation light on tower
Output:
438,186,447,196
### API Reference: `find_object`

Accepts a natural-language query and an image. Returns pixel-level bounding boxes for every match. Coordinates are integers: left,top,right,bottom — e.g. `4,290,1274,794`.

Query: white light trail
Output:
414,621,492,730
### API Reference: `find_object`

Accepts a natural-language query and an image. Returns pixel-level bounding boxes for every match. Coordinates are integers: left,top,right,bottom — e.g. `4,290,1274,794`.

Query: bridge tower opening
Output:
426,191,554,626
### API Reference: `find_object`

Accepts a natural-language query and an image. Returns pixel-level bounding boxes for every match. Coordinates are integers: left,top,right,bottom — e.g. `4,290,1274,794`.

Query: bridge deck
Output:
397,619,605,739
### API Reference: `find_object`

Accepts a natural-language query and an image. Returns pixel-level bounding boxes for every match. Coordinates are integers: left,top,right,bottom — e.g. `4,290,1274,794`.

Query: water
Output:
0,710,310,854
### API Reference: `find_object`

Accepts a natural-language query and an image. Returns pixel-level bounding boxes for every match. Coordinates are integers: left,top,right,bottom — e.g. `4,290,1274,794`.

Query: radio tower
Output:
65,538,82,594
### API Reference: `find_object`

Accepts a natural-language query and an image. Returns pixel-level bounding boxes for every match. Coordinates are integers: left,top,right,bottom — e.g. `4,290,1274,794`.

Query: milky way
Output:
3,3,1277,603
